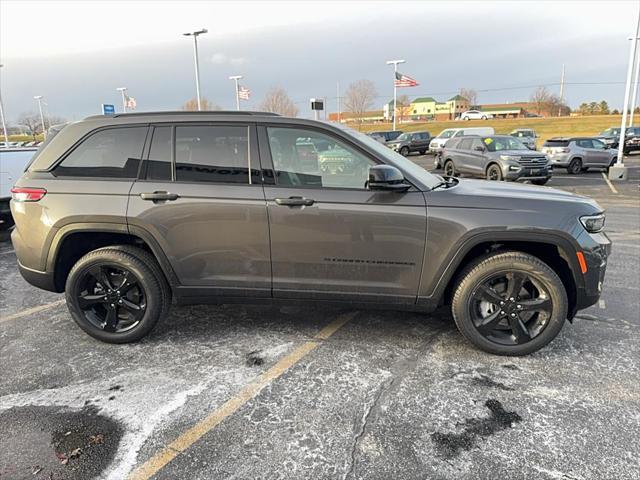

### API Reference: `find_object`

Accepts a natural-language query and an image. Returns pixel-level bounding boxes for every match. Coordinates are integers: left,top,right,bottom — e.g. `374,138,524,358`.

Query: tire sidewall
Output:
65,250,164,343
452,253,568,356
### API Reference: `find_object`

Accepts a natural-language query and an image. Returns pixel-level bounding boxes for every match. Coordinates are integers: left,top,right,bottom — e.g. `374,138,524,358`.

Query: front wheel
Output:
400,146,410,156
451,251,568,356
481,115,487,120
463,116,470,121
65,246,171,343
486,164,503,181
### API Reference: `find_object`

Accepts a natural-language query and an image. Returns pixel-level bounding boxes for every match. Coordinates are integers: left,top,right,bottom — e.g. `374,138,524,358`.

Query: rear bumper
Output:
17,260,58,292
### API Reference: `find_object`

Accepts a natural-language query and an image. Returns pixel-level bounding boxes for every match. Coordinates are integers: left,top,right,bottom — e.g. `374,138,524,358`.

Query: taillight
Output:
559,148,570,153
11,187,47,202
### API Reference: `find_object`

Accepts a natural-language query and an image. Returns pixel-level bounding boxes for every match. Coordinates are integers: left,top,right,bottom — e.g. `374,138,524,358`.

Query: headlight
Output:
580,213,605,233
500,155,520,162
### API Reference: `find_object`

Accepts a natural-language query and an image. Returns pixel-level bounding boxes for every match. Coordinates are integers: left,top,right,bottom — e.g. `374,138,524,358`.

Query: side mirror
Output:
367,165,410,192
474,145,485,152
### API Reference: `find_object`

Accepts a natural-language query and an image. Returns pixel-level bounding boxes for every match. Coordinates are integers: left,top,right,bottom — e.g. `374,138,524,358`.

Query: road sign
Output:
102,104,116,115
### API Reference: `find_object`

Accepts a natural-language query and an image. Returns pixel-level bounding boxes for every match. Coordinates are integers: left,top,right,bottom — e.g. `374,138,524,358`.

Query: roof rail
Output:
84,110,281,120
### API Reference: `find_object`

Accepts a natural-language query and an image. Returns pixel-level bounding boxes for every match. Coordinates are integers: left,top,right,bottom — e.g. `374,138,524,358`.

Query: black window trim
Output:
47,124,150,180
257,123,418,192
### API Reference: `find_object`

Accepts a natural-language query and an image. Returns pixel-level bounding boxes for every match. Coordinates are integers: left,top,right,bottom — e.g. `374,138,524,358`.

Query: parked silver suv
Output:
10,112,610,355
541,137,617,174
442,135,552,184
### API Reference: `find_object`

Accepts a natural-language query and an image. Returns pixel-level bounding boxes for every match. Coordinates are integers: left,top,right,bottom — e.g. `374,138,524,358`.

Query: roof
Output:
448,95,468,101
411,97,436,104
480,106,525,113
84,110,280,120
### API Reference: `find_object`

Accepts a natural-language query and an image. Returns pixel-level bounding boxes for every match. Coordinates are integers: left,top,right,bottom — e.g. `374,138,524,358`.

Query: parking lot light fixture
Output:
183,28,208,111
386,59,405,130
33,95,46,140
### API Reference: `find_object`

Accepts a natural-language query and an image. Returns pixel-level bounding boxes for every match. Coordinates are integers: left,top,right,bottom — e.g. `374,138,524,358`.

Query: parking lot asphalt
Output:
1,157,639,480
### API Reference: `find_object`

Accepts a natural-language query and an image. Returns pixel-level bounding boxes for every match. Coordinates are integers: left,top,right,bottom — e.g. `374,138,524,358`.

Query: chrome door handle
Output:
140,191,180,202
274,196,315,207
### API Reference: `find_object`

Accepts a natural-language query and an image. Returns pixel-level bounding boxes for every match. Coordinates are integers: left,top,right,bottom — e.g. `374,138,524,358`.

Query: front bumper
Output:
503,164,553,181
574,230,611,312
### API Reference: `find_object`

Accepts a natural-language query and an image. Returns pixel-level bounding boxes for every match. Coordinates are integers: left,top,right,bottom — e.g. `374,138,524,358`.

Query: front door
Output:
127,123,271,297
260,125,427,304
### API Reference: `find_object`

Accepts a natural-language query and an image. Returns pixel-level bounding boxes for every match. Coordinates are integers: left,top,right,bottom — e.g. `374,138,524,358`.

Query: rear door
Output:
589,139,612,167
260,124,427,304
127,123,271,297
467,138,488,174
453,138,474,173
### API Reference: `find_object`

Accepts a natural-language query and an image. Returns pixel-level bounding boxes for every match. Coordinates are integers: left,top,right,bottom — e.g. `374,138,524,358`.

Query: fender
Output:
417,228,584,307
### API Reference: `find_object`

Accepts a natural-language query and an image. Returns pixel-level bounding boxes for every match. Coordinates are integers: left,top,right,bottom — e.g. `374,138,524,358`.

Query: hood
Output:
495,149,543,157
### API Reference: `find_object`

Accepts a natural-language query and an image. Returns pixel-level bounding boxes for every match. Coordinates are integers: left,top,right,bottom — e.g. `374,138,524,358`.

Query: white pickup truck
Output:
0,148,38,229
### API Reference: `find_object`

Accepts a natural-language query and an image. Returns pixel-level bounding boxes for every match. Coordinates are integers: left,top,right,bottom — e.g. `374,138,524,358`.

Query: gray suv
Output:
442,135,552,185
10,111,610,355
542,138,617,174
386,131,431,156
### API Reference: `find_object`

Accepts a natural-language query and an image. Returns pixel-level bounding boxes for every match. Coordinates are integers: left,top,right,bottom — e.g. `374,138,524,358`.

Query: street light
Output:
386,59,405,130
183,28,208,111
0,64,8,148
116,87,128,113
33,95,47,140
229,75,242,111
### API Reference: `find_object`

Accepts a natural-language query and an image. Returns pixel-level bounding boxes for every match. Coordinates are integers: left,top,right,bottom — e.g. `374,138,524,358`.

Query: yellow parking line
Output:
601,172,619,194
127,311,356,480
0,299,66,324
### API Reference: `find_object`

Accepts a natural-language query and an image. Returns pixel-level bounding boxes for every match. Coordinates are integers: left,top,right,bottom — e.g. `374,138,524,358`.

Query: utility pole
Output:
629,42,640,126
558,64,565,117
610,6,640,181
336,81,340,123
33,95,47,140
0,64,9,148
229,75,242,111
386,59,405,130
183,29,208,111
116,87,128,113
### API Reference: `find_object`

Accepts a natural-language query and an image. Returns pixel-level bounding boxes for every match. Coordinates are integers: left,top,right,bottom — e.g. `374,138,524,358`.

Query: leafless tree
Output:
181,97,221,111
530,87,569,117
343,80,377,128
459,88,478,107
18,112,65,140
259,88,299,117
396,94,412,123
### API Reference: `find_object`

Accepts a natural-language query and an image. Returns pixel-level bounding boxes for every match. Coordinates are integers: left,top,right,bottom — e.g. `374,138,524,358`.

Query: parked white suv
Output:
459,110,493,120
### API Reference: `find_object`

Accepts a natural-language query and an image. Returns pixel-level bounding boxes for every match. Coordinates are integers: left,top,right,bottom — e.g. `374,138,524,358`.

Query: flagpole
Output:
116,87,127,113
386,59,405,130
229,75,242,111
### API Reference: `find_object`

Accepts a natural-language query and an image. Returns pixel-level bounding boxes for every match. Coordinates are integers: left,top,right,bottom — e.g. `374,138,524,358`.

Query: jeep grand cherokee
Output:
10,111,611,355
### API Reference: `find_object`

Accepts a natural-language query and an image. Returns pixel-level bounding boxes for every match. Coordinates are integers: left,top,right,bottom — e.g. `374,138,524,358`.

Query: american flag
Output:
125,93,137,109
238,85,251,100
395,71,419,87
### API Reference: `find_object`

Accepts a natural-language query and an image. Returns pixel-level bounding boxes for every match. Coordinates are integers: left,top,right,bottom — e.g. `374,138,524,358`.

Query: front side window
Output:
175,125,250,183
266,127,375,189
54,127,147,178
592,139,606,149
483,136,527,152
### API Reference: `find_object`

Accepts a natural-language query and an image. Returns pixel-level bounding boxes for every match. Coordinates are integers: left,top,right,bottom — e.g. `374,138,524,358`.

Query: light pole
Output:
386,59,405,130
33,95,47,140
0,64,8,148
336,81,340,123
116,87,128,113
629,42,640,127
610,7,640,181
229,75,242,110
183,28,208,111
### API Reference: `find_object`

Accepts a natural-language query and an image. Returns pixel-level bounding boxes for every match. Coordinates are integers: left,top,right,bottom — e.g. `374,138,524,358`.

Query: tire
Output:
531,178,550,185
463,116,470,121
567,158,582,174
444,159,456,177
481,115,487,120
420,150,427,155
0,214,14,231
451,251,568,356
400,146,410,156
486,164,503,181
65,246,171,343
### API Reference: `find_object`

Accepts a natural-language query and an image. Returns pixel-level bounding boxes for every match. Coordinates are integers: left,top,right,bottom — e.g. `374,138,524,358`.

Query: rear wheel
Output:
481,115,487,120
444,160,456,177
451,251,568,356
420,149,427,155
463,116,470,121
486,164,503,181
567,158,582,174
400,146,410,156
65,246,170,343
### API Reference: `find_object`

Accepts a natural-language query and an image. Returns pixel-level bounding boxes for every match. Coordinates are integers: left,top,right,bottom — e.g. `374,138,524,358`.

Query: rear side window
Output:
543,140,569,147
458,138,472,150
175,125,250,183
147,126,172,181
54,127,147,178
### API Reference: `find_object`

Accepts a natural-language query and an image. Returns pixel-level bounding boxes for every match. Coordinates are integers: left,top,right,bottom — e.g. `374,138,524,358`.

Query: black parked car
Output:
368,130,403,143
386,131,431,156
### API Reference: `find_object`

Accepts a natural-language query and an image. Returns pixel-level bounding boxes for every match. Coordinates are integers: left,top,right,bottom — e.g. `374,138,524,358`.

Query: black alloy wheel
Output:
468,271,552,346
400,146,410,156
75,263,146,333
567,158,582,174
486,164,503,181
444,160,456,177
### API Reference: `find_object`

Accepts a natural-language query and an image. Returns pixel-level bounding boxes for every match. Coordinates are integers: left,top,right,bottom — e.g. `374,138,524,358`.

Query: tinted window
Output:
55,127,146,178
458,139,473,150
543,140,569,147
470,138,485,151
147,126,172,180
267,127,375,189
577,139,593,148
175,125,250,183
592,139,606,149
484,136,527,152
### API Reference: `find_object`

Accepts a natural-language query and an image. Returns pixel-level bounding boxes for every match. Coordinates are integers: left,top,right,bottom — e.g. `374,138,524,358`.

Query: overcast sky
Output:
0,0,637,122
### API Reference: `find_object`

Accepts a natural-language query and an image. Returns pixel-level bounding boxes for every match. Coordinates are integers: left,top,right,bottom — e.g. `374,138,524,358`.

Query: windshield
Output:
331,123,440,189
483,136,528,152
395,133,410,141
437,130,455,139
600,128,620,136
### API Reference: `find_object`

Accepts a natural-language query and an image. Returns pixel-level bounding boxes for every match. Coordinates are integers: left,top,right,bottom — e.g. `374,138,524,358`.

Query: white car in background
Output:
459,110,493,120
